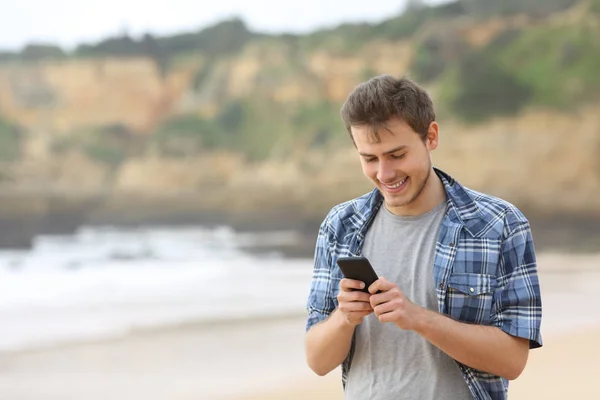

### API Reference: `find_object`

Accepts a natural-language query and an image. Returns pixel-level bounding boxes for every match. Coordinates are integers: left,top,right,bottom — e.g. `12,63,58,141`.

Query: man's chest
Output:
360,214,441,310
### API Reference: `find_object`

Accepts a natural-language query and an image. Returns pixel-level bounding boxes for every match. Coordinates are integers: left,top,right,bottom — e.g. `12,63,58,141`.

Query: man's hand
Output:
368,277,424,330
337,279,374,326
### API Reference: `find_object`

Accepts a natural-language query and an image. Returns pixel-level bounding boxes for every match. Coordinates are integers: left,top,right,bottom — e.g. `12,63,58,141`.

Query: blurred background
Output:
0,0,599,399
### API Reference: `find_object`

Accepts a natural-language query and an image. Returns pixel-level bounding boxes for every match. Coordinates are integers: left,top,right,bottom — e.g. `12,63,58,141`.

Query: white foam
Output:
0,225,314,352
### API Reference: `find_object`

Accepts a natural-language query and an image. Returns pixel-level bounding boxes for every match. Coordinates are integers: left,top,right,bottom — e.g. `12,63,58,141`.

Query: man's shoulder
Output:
462,186,530,233
320,190,379,235
439,168,530,236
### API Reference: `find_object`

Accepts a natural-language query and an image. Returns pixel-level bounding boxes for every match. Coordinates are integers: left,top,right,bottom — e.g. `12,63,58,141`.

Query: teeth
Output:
386,177,407,189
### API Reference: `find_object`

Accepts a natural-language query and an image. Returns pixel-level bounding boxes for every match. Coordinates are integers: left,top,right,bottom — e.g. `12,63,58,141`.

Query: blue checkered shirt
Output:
305,168,543,400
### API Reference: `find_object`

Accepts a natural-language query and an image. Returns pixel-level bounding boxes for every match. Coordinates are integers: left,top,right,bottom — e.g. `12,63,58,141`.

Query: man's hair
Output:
340,75,436,142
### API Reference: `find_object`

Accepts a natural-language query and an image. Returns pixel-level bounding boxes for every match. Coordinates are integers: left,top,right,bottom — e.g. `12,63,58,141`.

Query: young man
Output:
304,75,542,400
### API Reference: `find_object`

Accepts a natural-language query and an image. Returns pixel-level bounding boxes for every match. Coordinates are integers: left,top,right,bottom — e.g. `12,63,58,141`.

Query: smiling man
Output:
304,75,543,400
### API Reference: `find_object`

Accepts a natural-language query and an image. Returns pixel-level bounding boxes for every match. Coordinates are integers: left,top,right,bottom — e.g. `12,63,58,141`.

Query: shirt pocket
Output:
446,273,497,325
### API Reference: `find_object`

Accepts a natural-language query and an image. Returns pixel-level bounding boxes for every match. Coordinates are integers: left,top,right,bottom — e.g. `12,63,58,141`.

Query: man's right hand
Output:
337,278,374,326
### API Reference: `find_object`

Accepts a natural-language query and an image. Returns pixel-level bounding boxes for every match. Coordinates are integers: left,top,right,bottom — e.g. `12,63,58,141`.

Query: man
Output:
304,75,542,400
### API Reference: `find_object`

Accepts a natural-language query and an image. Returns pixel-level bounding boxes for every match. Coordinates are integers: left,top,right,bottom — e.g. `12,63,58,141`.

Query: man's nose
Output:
376,160,395,183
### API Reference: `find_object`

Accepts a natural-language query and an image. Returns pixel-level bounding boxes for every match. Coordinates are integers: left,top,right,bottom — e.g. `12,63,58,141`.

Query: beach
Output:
235,326,600,400
0,252,599,399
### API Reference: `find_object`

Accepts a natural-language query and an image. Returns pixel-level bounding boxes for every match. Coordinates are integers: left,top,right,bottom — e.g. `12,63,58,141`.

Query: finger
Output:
368,277,396,294
377,309,400,324
347,310,373,323
337,289,371,303
373,300,398,317
369,291,396,307
349,290,372,303
340,301,373,313
354,310,374,318
340,278,366,292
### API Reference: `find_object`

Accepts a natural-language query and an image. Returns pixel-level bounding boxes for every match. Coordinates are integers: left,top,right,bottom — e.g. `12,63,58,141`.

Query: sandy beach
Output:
236,328,600,400
239,325,600,400
0,252,599,399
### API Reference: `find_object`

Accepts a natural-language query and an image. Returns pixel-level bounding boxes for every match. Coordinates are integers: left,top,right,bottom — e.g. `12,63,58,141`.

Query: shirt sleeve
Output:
491,220,543,349
305,216,338,332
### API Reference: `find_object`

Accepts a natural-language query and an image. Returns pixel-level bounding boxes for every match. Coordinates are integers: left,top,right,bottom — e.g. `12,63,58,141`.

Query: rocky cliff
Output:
0,0,598,248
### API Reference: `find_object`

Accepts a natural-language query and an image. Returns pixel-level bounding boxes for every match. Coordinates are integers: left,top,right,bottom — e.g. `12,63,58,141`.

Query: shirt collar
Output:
362,168,487,237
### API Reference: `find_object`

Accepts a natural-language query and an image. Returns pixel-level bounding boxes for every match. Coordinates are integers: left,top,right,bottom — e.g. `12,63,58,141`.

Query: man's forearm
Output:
413,308,529,380
305,309,356,376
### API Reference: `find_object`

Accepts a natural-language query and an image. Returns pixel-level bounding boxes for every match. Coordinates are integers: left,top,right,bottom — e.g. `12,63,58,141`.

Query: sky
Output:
0,0,450,51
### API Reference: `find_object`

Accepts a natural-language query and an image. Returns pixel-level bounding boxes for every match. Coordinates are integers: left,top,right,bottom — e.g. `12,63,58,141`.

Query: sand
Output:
236,327,600,400
0,315,314,400
0,252,599,400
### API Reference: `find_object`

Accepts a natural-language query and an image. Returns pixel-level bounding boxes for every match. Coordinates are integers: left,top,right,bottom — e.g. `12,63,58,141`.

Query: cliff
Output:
0,0,599,248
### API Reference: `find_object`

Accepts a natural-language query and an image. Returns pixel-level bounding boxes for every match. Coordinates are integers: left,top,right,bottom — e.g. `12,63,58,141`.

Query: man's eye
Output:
392,154,406,160
364,157,376,163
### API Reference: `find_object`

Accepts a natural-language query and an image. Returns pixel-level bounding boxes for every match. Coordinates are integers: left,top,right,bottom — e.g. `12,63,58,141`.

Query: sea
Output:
0,224,315,353
2,222,599,355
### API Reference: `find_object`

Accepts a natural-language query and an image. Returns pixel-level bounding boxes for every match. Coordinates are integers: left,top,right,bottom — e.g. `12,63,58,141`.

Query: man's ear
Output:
426,122,439,151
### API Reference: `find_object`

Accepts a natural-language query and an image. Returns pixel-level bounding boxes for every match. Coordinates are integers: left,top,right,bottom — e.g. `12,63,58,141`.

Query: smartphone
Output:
336,256,379,293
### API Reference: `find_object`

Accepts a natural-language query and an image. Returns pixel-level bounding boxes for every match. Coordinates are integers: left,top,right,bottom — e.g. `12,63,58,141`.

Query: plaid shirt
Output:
306,168,543,400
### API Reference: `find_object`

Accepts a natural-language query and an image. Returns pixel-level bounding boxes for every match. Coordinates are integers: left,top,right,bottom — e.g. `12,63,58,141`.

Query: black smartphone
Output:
336,256,379,293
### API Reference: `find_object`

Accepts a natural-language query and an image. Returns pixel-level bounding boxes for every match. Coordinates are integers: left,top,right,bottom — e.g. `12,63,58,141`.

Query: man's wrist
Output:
333,308,359,329
411,306,438,334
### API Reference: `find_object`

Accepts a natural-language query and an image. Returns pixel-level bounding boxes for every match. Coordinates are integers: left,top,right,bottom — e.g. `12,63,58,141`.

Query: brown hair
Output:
340,75,436,142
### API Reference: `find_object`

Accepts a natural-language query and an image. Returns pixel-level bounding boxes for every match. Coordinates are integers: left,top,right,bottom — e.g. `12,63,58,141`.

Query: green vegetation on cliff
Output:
51,124,138,166
413,0,600,120
495,23,600,108
151,98,342,160
0,118,22,162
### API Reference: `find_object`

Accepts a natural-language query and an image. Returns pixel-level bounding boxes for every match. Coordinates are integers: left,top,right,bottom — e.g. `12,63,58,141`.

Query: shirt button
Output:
439,283,444,289
469,287,475,293
449,242,455,247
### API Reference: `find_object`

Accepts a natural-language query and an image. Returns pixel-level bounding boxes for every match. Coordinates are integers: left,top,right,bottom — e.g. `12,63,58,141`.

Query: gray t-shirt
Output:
345,201,472,400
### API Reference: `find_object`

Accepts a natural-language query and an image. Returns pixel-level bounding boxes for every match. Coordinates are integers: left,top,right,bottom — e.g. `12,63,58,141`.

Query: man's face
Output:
351,117,439,215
